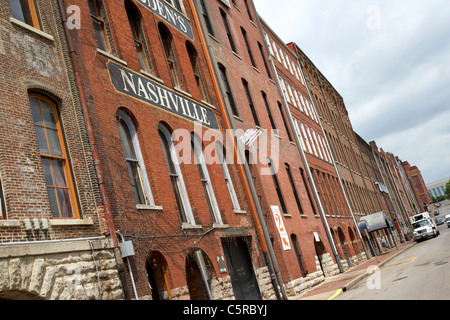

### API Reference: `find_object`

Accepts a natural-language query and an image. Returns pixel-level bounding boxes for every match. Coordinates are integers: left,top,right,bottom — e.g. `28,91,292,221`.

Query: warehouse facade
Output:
0,0,425,300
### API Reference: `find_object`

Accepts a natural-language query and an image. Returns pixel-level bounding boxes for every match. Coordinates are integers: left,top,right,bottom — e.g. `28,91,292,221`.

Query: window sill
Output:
174,87,192,97
49,219,94,226
232,52,242,61
201,100,216,110
136,204,163,211
182,223,203,230
213,223,230,229
10,17,54,41
140,69,164,84
233,209,247,214
97,48,127,66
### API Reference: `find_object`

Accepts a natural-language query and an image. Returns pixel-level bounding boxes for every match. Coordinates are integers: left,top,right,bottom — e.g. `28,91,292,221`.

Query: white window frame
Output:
117,110,156,207
192,134,223,225
216,142,241,212
158,124,195,225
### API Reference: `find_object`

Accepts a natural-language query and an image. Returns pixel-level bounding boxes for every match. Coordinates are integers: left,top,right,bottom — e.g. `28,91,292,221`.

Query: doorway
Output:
221,237,262,300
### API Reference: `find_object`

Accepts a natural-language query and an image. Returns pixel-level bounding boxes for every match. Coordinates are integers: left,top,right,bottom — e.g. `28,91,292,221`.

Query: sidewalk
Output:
293,240,416,300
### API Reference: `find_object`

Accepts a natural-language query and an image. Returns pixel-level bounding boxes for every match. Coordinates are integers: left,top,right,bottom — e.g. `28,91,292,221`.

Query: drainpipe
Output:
253,15,344,273
57,0,130,300
188,0,286,300
194,250,214,300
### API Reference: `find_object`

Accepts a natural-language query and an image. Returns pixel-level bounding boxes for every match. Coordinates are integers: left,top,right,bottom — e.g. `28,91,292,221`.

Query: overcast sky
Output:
254,0,450,184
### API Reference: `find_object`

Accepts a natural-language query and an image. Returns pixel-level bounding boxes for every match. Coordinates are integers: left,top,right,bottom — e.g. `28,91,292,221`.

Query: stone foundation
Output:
0,238,124,300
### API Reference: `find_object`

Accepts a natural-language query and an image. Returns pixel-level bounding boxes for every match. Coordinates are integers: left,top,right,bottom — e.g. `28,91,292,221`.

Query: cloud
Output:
255,0,450,183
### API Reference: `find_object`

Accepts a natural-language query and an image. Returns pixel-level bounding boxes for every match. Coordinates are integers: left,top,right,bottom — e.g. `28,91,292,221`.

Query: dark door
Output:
222,238,262,300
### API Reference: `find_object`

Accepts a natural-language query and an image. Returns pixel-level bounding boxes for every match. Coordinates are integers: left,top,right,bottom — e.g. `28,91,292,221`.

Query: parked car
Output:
445,214,450,228
436,218,444,225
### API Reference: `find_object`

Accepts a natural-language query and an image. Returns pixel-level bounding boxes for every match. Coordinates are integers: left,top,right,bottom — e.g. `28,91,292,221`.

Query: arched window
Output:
158,124,194,225
0,178,6,219
117,110,154,206
285,163,303,215
186,42,208,102
87,0,112,53
267,157,287,214
217,142,241,212
218,64,238,117
125,0,153,73
29,94,79,218
159,24,182,89
191,134,222,224
291,234,307,277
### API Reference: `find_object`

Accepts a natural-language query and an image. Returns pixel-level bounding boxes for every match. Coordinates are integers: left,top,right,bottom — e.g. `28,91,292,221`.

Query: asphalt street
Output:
335,220,450,300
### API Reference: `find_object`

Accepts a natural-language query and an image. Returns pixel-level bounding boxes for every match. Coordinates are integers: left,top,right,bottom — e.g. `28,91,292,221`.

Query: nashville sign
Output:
137,0,194,40
107,61,219,130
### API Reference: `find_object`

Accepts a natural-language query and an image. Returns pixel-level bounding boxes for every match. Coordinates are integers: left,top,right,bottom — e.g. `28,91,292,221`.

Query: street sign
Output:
271,205,291,250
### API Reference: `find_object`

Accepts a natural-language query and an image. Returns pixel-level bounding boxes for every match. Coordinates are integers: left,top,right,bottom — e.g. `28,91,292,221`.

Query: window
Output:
198,0,214,36
220,9,236,53
126,1,152,73
0,179,6,219
291,234,308,277
117,110,154,206
10,0,42,30
262,92,276,131
29,94,79,218
267,158,287,215
88,0,111,53
241,27,255,67
159,24,183,89
158,124,194,225
218,64,239,117
167,0,183,12
217,142,241,211
243,0,253,21
300,168,317,215
192,134,222,224
187,42,208,102
285,163,303,214
277,102,293,142
258,42,272,79
242,79,260,127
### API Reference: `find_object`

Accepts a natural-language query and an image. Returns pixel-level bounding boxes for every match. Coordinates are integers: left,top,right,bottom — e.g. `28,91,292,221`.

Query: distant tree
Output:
444,180,450,199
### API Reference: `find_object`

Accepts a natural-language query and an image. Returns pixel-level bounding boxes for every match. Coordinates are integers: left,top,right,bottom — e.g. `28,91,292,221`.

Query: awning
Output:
358,211,393,233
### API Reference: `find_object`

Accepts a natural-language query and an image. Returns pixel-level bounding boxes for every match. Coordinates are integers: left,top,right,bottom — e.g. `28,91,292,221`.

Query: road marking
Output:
328,289,343,300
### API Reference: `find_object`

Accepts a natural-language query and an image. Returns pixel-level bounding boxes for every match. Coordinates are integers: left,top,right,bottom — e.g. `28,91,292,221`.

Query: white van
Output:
445,214,450,228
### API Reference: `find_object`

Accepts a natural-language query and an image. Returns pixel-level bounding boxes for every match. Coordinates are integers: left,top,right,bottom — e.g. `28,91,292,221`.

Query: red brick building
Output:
61,0,277,300
0,0,123,299
194,0,366,298
262,23,365,272
403,161,431,210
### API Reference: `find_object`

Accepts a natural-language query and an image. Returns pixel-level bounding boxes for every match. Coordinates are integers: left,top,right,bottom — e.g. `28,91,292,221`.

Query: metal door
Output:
222,238,262,300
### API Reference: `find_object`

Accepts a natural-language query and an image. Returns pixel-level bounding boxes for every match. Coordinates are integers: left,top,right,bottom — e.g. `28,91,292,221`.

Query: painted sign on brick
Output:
107,61,219,130
136,0,194,40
